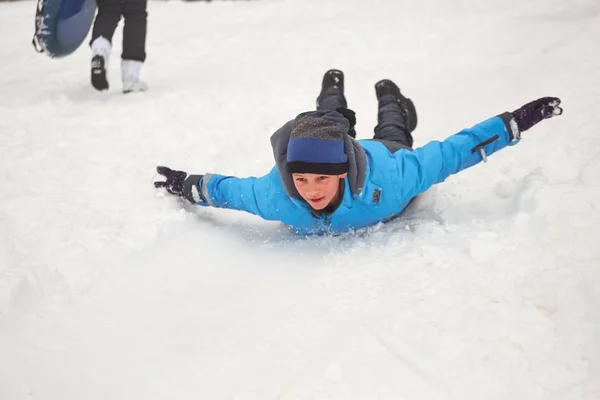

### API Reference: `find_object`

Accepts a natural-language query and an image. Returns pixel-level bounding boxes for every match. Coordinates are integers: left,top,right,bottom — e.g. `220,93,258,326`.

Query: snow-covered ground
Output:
1,0,599,398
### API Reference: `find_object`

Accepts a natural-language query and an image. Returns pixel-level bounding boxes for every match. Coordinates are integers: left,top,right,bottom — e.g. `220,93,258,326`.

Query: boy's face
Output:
292,172,347,210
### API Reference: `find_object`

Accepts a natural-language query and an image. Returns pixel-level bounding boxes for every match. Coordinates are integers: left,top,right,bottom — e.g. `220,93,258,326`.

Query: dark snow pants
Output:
90,0,148,62
317,87,414,152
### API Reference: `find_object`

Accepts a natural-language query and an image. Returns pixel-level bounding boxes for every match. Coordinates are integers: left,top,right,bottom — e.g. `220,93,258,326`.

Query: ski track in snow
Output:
1,0,599,399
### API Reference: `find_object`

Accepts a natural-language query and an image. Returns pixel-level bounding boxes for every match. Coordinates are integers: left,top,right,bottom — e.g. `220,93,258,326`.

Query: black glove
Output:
336,107,357,138
154,166,204,204
512,97,563,133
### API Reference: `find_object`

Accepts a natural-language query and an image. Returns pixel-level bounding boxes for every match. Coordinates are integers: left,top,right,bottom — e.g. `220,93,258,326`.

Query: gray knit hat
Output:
286,110,349,175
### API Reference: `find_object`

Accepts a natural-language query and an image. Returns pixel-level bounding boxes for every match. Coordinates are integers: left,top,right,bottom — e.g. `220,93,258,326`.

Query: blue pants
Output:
317,88,414,152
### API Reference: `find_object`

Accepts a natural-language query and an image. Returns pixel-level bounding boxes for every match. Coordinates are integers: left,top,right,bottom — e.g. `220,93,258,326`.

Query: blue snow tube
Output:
32,0,97,58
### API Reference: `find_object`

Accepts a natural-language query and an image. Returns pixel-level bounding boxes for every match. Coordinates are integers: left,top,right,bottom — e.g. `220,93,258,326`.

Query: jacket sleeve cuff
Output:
498,112,521,142
183,174,207,204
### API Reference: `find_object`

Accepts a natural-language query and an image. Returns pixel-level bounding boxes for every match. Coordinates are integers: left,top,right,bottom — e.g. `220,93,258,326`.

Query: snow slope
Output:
1,0,599,399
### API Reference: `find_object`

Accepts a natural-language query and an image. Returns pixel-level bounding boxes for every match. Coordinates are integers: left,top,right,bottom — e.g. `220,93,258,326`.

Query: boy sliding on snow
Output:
154,69,563,236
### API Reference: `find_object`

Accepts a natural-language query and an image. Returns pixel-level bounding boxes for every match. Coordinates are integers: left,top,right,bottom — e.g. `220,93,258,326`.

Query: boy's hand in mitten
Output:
512,97,563,133
153,166,205,204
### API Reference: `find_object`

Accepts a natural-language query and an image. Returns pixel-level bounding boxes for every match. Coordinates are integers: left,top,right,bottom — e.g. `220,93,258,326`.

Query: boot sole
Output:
405,98,418,132
122,85,148,94
321,69,344,93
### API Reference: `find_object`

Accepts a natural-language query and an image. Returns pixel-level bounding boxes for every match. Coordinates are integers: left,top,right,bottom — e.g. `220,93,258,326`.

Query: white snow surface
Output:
1,0,600,399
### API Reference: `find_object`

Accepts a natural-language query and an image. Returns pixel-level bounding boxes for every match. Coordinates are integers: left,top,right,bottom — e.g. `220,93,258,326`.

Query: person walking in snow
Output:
153,69,563,236
89,0,148,93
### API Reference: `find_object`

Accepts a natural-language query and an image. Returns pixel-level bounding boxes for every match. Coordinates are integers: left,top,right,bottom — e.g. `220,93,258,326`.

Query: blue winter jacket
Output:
192,112,520,236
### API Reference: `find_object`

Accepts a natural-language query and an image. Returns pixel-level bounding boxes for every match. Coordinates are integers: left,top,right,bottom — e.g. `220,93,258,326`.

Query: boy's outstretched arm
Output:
153,166,281,220
396,97,563,200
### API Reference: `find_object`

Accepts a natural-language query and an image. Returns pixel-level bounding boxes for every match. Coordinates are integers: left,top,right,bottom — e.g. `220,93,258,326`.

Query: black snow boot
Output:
375,79,418,132
91,55,109,91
